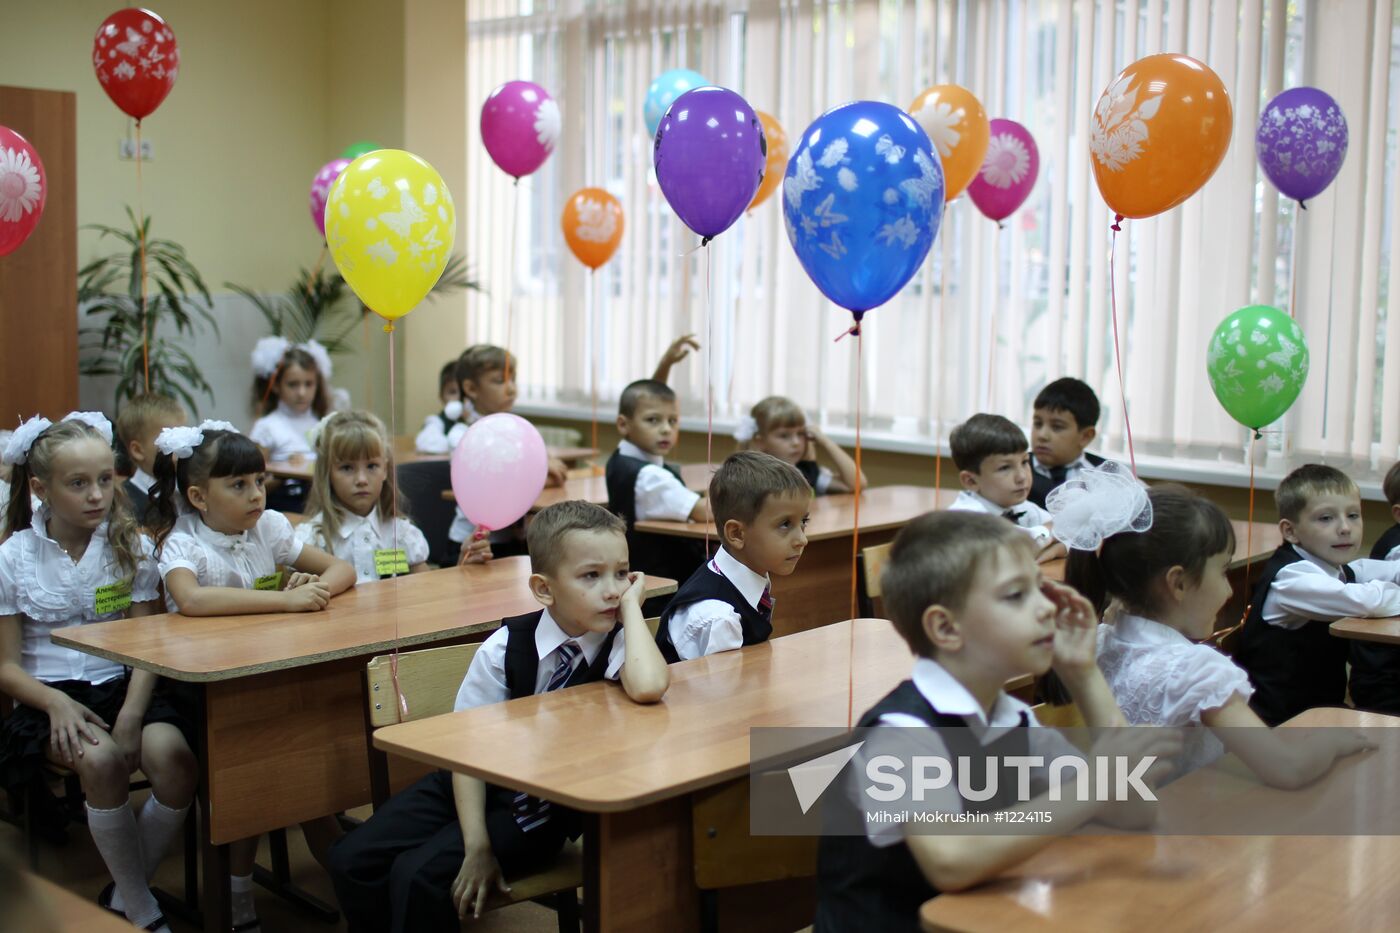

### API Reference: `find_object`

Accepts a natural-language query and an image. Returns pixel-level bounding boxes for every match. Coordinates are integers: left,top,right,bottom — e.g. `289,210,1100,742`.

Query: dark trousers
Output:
1350,642,1400,714
328,771,570,933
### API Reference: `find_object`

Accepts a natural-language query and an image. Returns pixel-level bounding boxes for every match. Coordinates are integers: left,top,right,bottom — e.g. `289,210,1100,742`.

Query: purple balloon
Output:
309,158,351,237
481,80,560,179
967,119,1039,224
653,86,766,242
1256,87,1348,206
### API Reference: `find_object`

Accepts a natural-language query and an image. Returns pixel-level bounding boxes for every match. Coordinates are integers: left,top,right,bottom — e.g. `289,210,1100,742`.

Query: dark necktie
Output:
1002,509,1026,523
1048,464,1069,485
513,641,581,830
757,586,773,623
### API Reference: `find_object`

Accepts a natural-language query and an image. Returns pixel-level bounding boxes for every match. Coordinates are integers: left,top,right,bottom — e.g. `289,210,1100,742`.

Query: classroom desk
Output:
267,441,600,481
373,618,913,933
1039,519,1282,584
637,485,941,636
919,706,1400,932
1331,615,1400,645
21,872,138,932
51,560,676,933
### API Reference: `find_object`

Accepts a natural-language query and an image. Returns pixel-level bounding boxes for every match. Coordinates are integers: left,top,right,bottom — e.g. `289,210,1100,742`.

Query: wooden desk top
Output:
636,485,940,542
1039,520,1283,585
268,442,598,482
1332,615,1400,645
920,706,1400,932
373,619,913,811
20,872,136,932
51,559,676,683
531,461,715,511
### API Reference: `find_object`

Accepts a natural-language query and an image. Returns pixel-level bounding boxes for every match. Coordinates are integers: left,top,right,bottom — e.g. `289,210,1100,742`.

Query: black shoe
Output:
97,882,125,917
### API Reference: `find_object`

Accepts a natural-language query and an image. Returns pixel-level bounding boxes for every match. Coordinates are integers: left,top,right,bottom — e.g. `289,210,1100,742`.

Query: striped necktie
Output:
757,586,773,623
513,641,582,831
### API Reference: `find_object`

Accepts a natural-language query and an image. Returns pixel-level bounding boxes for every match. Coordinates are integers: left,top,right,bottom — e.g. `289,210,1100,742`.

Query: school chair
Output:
1028,701,1087,729
395,459,456,566
364,645,582,932
856,542,893,619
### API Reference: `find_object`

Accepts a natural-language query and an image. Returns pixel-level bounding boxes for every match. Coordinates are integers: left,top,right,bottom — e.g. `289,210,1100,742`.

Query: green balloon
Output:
1206,305,1310,430
341,140,382,160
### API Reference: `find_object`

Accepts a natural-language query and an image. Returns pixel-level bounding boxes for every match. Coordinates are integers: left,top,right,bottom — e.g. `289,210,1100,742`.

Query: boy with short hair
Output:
328,501,670,933
114,393,188,524
414,359,468,455
948,414,1064,562
1235,464,1400,725
814,512,1175,931
606,379,712,584
1350,461,1400,714
657,451,811,662
1028,377,1106,509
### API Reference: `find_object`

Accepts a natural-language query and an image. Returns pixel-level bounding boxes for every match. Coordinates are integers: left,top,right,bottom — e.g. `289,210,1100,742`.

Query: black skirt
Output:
0,677,189,789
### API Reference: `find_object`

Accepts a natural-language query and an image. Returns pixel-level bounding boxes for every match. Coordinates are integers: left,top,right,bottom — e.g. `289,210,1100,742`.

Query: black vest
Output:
1027,451,1105,510
814,681,1029,933
604,450,706,584
1234,544,1355,726
437,411,458,436
1349,525,1400,714
123,478,151,526
796,459,823,492
655,560,773,663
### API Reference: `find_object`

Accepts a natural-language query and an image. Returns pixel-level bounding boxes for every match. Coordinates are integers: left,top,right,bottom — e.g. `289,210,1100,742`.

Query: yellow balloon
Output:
325,150,456,327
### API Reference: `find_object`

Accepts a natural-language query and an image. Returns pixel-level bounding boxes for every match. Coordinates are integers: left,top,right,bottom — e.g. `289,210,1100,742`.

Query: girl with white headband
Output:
248,336,333,513
0,414,195,932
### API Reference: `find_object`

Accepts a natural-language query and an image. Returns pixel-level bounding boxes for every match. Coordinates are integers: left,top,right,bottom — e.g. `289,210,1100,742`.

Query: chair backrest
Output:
645,616,661,637
535,425,583,448
395,459,456,566
366,643,482,728
856,542,893,617
1027,701,1086,729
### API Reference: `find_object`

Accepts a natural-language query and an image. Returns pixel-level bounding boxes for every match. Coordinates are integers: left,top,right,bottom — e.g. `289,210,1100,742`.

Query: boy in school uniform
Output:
328,501,669,933
606,379,712,586
814,511,1176,932
1341,460,1400,715
657,451,810,662
948,414,1065,563
1234,464,1400,725
413,359,468,455
1027,377,1106,509
114,393,187,524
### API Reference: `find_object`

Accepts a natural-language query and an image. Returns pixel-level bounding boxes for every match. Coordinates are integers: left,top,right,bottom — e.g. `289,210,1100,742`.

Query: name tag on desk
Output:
374,548,410,578
94,580,132,615
253,572,283,591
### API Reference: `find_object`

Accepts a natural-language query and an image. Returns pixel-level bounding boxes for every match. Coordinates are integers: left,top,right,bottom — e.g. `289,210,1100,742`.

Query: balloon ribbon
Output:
1109,216,1138,477
847,319,865,729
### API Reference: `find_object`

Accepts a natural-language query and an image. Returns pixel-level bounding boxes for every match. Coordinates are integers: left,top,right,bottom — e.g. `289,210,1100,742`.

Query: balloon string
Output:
362,312,373,412
1287,201,1300,320
933,226,950,507
1214,431,1261,647
590,268,601,475
387,323,408,717
504,179,519,382
136,119,150,393
704,244,714,557
987,223,1002,408
1109,219,1137,477
847,327,864,730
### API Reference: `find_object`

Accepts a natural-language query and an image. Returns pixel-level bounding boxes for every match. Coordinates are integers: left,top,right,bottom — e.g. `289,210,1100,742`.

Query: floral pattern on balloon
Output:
1205,305,1310,430
1089,74,1163,172
1256,87,1348,206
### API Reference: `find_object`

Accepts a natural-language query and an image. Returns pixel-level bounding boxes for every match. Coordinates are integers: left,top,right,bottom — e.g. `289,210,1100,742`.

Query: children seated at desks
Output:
815,511,1178,932
1060,477,1369,781
1234,464,1400,726
115,393,187,525
296,411,436,583
657,451,809,662
328,501,669,932
606,378,712,585
1341,460,1400,715
249,336,334,513
1028,377,1106,509
147,420,356,930
413,359,469,455
948,414,1065,563
0,414,195,933
734,396,865,494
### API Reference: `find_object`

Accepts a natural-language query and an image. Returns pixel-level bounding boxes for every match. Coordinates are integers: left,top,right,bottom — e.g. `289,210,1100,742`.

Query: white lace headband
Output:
251,335,334,380
1,412,115,466
1046,461,1153,551
154,420,242,461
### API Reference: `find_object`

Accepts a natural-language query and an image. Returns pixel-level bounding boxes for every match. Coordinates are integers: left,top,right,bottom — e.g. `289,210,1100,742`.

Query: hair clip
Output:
154,425,207,460
250,336,292,379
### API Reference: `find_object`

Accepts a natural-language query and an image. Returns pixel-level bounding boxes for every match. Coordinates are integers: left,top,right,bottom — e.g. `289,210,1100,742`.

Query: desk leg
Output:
584,798,700,933
194,684,232,933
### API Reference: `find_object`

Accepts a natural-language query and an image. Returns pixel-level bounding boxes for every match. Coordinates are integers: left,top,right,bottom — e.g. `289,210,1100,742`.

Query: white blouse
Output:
294,508,429,584
0,508,161,684
414,413,468,455
1097,613,1255,773
157,510,303,612
249,402,319,462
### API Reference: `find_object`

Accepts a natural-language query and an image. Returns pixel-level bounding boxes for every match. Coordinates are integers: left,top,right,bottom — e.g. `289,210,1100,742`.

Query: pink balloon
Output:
309,158,351,237
480,80,560,179
967,119,1039,224
451,414,548,531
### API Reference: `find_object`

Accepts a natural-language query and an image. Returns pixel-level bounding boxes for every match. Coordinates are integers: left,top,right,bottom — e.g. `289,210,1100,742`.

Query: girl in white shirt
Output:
0,415,195,933
296,411,463,583
249,337,332,513
734,395,865,495
1058,479,1368,786
148,420,356,931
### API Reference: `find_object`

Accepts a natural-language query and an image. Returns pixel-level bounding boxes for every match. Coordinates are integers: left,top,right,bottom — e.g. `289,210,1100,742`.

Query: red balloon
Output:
0,126,46,258
93,8,179,121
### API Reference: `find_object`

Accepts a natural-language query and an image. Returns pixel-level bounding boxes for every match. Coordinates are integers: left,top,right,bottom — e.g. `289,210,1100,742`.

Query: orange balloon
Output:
561,188,624,270
1089,53,1232,220
748,111,788,211
908,84,989,201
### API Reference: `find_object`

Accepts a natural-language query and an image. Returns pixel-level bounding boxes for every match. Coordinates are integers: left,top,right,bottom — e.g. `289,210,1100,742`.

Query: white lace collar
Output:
1109,613,1195,647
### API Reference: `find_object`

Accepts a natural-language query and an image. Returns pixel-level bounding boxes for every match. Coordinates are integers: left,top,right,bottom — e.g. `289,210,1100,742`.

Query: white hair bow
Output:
153,420,242,460
306,411,340,451
1046,461,1152,551
250,335,334,381
62,411,113,445
732,415,759,443
1,415,53,466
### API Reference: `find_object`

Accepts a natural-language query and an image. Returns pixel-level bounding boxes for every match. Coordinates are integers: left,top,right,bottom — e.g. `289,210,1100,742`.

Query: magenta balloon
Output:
480,80,560,179
308,158,351,237
450,414,548,531
967,119,1040,224
653,86,766,242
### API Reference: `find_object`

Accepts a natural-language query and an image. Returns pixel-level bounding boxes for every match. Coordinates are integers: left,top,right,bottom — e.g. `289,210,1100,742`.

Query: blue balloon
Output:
782,101,945,317
645,68,708,138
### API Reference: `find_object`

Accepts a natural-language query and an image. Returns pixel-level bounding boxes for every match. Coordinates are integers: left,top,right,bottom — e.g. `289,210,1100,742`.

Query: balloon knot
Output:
1254,430,1264,440
701,236,712,248
1298,200,1308,211
997,221,1006,231
382,322,395,334
1110,214,1124,233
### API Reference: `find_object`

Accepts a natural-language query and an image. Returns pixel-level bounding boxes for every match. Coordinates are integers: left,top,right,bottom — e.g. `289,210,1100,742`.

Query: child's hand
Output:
284,581,331,612
452,844,510,919
1037,541,1068,564
112,710,143,772
45,694,107,765
1090,727,1183,792
1329,728,1377,759
1044,579,1098,676
620,572,647,611
660,334,701,368
285,571,320,589
458,531,493,566
546,457,568,487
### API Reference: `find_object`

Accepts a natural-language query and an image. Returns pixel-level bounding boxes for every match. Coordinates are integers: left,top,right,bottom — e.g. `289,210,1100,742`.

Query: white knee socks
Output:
87,802,161,928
